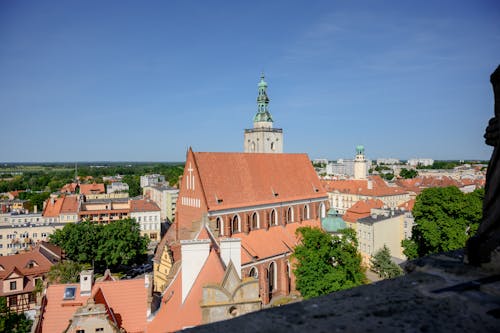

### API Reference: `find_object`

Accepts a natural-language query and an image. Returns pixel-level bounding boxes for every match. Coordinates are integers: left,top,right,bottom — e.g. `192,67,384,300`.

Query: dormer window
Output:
26,260,38,269
10,281,17,290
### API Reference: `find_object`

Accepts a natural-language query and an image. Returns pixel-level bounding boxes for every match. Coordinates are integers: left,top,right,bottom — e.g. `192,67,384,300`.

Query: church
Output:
150,75,329,330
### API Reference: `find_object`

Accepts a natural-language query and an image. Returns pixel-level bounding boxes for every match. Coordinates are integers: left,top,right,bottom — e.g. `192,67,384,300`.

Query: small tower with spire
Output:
354,145,368,180
244,74,283,153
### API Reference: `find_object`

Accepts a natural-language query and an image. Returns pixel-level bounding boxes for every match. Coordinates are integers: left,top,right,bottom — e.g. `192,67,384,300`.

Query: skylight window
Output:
63,286,76,300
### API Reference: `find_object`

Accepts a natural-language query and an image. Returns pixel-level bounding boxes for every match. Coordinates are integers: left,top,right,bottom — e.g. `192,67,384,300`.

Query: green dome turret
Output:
253,73,273,123
356,145,365,155
321,208,347,233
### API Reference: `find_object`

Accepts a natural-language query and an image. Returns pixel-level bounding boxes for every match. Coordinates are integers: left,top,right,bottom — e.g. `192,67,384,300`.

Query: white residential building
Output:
140,174,166,188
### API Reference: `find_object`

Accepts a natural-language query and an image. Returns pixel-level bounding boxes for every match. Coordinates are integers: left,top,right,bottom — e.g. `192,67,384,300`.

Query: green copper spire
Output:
254,73,273,123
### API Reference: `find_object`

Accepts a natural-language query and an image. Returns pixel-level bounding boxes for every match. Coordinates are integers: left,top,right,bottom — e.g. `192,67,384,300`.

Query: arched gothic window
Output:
251,212,259,230
231,215,240,234
286,207,293,223
303,205,310,220
270,209,278,226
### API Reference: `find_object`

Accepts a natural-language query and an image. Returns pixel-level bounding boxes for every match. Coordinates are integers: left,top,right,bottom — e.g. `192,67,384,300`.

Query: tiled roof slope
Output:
130,199,160,212
0,245,58,296
322,175,407,197
233,219,321,264
79,183,105,195
60,195,79,213
342,199,384,223
194,152,327,211
40,279,148,333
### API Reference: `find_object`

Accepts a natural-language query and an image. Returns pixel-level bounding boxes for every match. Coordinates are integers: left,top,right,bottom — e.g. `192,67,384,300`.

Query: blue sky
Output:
1,1,499,162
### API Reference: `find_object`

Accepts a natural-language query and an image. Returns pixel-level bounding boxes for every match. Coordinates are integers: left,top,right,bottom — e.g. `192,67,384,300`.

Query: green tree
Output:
96,218,149,268
123,175,141,197
47,261,89,284
370,245,403,279
0,297,32,333
381,173,394,181
403,186,484,259
293,227,365,299
399,168,418,179
49,219,148,270
49,221,101,263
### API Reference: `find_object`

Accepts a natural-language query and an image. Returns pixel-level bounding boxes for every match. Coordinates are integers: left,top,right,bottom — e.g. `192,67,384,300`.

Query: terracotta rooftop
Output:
39,278,148,333
60,183,78,194
398,199,416,212
192,152,327,211
60,195,79,214
342,199,384,223
42,195,79,217
42,197,65,217
79,183,105,195
0,245,58,296
130,199,160,212
322,175,407,197
233,219,321,264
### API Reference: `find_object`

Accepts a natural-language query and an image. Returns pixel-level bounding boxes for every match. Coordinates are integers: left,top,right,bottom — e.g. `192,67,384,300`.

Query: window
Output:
249,267,258,278
404,221,408,228
10,281,17,290
319,203,326,219
231,215,240,234
9,295,17,306
96,328,104,332
63,286,76,300
29,293,35,303
76,330,85,333
251,212,259,230
286,207,293,223
303,205,310,220
270,209,278,226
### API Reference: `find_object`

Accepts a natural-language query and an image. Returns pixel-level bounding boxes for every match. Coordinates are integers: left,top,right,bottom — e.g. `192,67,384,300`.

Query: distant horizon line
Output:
0,158,490,165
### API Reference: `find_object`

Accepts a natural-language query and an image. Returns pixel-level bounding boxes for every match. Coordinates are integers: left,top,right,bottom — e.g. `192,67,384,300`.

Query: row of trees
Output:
49,219,148,271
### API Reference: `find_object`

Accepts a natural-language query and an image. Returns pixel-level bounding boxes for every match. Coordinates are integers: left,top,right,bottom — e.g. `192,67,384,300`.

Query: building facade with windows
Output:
143,184,179,222
0,242,62,314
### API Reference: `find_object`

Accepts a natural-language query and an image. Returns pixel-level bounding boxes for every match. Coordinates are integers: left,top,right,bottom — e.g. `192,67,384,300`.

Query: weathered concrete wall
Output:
185,250,500,333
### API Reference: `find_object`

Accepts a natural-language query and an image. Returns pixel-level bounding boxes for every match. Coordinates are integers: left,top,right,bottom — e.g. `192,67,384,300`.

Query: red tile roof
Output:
60,183,79,194
322,175,407,197
342,199,384,223
42,197,65,217
398,199,415,212
0,245,57,296
40,278,148,333
60,195,79,214
130,199,160,212
79,183,105,195
232,219,321,264
42,195,78,217
193,152,327,211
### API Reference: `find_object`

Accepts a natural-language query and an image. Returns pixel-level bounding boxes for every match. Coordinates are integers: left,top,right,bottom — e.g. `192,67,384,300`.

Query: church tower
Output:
354,145,367,180
244,74,283,153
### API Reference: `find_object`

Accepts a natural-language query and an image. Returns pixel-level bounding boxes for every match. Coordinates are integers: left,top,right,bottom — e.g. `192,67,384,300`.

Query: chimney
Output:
367,179,373,190
180,239,210,303
34,205,37,214
220,238,241,278
80,270,94,296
